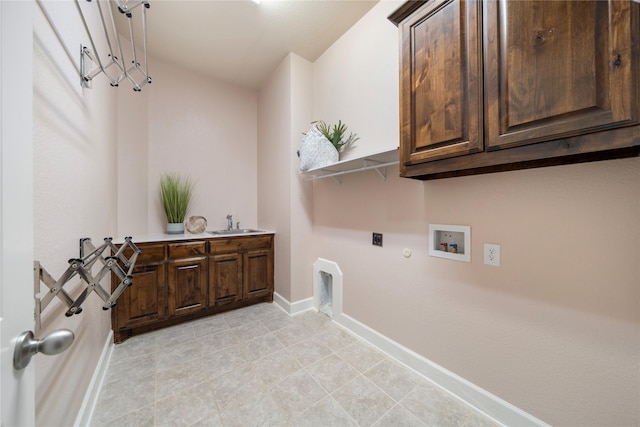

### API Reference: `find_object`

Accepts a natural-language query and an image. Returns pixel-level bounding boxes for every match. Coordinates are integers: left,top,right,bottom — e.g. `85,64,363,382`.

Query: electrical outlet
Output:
372,232,383,247
484,243,501,266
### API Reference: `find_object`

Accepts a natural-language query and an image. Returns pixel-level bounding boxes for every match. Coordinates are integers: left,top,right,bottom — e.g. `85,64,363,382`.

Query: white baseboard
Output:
273,292,315,315
73,330,114,427
332,312,549,427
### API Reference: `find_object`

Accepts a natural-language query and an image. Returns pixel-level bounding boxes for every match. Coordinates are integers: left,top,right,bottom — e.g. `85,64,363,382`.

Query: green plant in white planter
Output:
160,173,194,234
316,120,360,154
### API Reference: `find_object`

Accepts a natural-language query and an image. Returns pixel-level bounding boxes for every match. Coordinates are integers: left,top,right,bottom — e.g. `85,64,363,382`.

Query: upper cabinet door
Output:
399,0,483,172
484,0,639,150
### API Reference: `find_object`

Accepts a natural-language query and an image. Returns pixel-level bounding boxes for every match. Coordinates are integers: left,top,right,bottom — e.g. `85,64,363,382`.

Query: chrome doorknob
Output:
13,329,74,370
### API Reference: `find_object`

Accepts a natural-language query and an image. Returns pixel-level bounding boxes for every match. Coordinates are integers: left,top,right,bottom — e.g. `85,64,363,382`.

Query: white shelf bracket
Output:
364,159,388,180
299,147,399,183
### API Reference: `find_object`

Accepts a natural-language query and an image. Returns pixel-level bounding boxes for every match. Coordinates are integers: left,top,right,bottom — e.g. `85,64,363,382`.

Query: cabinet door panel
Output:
243,249,273,299
167,257,207,316
113,263,166,330
209,253,242,306
484,0,638,150
399,0,483,168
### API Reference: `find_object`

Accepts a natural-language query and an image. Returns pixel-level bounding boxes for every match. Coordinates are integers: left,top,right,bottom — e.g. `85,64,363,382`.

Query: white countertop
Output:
114,230,274,244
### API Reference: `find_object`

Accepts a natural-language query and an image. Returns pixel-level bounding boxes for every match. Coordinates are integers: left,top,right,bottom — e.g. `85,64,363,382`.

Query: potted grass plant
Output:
160,173,194,234
316,120,360,154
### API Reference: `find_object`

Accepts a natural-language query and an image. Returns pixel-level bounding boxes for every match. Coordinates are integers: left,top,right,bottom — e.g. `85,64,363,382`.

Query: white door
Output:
0,1,36,426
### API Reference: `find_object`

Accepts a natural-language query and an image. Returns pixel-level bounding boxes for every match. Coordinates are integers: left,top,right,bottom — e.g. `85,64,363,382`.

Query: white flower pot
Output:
166,222,184,234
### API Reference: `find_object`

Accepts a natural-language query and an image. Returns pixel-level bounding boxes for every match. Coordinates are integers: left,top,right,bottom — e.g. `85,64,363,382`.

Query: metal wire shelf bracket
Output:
34,237,141,330
300,148,399,183
364,159,389,180
310,160,396,183
78,0,152,91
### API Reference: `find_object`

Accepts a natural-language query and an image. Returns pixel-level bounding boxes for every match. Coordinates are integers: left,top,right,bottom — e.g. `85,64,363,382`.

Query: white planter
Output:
298,123,339,171
166,222,184,234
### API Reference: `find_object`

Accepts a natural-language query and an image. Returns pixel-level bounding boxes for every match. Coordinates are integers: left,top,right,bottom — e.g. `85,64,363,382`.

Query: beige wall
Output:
116,55,258,236
117,86,149,234
288,55,314,302
33,1,117,425
312,0,400,160
258,55,293,299
258,53,314,302
309,1,640,426
142,58,258,234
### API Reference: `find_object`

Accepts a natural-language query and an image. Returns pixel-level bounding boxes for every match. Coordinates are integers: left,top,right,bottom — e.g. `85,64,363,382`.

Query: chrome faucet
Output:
226,214,233,231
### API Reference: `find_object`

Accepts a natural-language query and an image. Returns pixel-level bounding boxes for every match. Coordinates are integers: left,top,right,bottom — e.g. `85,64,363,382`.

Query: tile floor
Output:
90,303,499,427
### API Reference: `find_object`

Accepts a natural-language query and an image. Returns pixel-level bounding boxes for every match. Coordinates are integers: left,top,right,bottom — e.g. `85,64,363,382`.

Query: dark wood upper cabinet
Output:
398,0,483,170
390,0,640,180
484,0,639,150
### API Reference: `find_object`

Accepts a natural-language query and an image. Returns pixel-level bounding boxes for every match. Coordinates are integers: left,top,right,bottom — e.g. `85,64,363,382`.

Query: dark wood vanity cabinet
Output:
112,243,167,332
243,248,273,299
208,235,274,307
167,241,207,317
112,234,274,343
208,253,243,306
389,0,640,180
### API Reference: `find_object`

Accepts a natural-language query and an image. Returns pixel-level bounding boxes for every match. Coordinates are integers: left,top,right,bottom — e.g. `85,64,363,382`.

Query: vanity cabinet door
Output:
113,262,167,331
484,0,638,150
243,249,274,299
208,253,243,306
167,257,207,316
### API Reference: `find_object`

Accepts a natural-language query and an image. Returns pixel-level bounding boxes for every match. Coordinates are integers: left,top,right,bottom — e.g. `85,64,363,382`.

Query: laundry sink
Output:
208,229,264,236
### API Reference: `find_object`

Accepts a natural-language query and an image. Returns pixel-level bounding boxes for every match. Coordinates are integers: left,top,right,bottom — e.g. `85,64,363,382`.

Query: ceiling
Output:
119,0,378,89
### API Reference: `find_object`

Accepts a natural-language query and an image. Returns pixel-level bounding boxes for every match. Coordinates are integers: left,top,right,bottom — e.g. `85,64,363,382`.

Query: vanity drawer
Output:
209,235,273,254
168,241,206,259
124,243,166,264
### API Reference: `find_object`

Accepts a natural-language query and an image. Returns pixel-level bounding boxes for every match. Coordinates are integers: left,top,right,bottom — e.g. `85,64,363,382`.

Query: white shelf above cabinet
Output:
300,147,399,183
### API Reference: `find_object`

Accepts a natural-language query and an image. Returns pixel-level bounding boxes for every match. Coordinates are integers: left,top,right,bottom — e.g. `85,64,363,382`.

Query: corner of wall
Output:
289,54,315,303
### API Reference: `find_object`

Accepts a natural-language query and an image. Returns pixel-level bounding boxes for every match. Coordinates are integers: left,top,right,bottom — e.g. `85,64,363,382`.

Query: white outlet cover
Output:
484,243,501,266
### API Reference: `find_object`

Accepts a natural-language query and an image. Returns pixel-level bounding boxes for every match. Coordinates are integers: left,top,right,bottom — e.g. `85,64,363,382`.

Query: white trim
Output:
273,292,314,315
331,313,549,427
74,330,114,427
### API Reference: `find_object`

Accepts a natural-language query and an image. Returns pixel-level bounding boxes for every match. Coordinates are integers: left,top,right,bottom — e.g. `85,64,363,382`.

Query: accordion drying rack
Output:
34,237,140,330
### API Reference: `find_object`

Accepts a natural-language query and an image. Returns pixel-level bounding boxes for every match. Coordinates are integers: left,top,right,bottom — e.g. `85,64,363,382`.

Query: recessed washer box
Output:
428,224,471,262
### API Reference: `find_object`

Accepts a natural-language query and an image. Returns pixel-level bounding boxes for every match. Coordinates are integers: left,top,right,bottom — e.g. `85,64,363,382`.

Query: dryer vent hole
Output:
319,271,333,317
